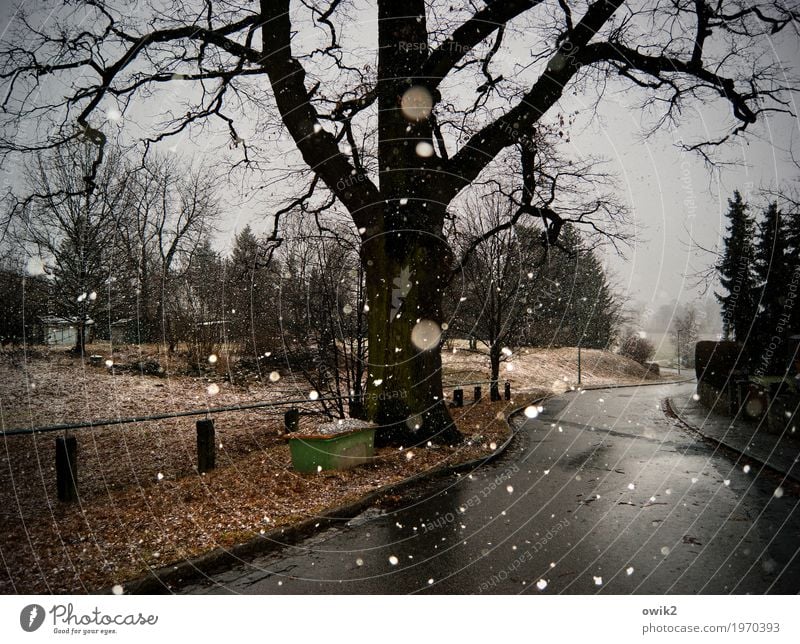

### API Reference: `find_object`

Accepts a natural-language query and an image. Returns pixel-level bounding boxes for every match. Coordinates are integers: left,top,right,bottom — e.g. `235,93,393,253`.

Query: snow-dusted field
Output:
0,342,660,593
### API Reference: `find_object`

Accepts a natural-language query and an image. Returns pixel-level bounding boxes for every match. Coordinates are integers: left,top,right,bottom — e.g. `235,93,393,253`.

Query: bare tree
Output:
119,155,219,348
1,1,795,444
671,304,700,368
14,143,129,353
277,217,368,419
450,193,541,400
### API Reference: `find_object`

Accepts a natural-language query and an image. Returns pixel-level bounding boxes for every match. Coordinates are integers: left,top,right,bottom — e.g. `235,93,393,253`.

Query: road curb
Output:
663,396,800,487
578,378,694,391
114,397,540,595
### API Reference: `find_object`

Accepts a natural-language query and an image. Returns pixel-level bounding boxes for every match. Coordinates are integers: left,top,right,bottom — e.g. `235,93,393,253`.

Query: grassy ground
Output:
0,342,663,593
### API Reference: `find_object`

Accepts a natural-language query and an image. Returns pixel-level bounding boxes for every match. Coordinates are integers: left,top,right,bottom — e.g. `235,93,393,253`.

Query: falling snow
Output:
415,141,435,158
411,319,441,351
400,86,433,122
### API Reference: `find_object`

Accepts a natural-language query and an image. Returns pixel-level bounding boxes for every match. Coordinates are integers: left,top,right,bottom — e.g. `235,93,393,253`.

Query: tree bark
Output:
362,225,461,446
489,343,501,401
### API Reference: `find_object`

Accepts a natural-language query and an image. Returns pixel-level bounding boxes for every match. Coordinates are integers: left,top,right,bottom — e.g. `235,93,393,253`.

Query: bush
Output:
619,334,655,365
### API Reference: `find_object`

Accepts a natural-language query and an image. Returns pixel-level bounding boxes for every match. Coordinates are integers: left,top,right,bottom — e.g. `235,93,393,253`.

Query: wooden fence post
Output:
197,419,216,473
284,407,300,433
55,436,78,502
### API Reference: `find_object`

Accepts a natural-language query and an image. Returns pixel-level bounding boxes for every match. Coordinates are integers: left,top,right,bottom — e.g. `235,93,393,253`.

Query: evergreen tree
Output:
715,191,758,347
752,202,791,373
785,210,800,341
523,225,620,349
226,225,280,356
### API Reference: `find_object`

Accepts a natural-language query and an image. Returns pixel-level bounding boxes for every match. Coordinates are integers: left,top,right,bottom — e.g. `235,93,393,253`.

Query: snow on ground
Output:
0,341,662,593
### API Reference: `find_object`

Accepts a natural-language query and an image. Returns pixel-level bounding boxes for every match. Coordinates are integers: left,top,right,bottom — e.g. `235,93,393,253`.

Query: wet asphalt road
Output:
180,382,800,594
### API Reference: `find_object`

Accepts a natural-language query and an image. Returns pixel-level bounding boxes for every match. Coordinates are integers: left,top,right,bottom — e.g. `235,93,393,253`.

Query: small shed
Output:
110,318,134,344
41,316,94,346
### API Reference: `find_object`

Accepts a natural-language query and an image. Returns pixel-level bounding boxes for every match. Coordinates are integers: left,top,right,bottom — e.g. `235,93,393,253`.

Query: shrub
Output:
619,334,655,365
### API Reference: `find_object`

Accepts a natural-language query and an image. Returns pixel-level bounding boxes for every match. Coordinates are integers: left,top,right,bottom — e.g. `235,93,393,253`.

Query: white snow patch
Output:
524,406,538,418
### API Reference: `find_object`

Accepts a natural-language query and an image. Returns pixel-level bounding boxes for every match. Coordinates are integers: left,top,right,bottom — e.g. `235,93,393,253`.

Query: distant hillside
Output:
441,344,664,394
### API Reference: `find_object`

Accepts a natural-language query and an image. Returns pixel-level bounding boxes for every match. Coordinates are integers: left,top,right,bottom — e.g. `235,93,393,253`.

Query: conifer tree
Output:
752,202,791,372
715,191,758,348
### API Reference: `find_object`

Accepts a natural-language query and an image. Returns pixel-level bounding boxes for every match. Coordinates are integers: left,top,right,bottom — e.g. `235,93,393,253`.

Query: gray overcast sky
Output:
2,1,799,321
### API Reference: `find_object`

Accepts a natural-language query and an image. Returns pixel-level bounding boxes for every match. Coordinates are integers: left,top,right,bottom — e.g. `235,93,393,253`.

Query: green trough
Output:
288,420,376,472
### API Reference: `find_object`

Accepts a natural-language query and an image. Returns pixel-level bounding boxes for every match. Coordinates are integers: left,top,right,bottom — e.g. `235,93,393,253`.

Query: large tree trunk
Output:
362,227,461,447
362,1,461,446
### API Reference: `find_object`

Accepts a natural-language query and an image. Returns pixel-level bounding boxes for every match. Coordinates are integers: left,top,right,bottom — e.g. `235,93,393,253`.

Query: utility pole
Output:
578,344,582,385
676,329,681,376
